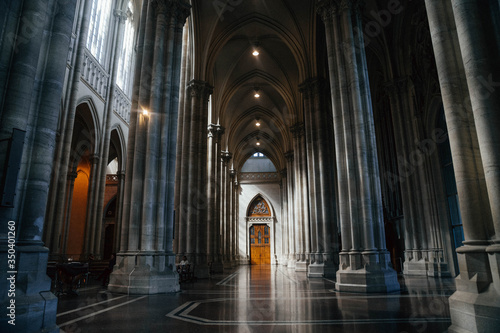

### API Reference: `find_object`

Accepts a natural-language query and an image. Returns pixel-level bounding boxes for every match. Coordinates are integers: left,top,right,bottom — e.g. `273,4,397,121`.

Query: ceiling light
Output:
252,50,259,56
255,118,261,127
142,108,148,116
256,137,261,146
254,87,261,98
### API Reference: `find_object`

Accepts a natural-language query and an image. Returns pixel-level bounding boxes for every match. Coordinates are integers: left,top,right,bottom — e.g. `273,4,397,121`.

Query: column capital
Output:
207,124,225,140
90,154,100,164
117,171,126,180
299,77,328,98
67,171,78,180
285,150,294,162
280,168,287,178
230,169,236,178
188,80,213,102
383,76,413,96
221,151,232,164
317,0,339,23
113,9,128,23
290,122,305,138
151,0,191,24
337,0,364,14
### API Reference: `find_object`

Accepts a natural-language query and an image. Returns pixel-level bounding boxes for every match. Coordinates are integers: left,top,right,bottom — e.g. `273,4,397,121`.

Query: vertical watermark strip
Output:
6,220,17,326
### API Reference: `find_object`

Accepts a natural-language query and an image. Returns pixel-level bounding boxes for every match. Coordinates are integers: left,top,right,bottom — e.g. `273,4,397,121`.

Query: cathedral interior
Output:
0,0,499,332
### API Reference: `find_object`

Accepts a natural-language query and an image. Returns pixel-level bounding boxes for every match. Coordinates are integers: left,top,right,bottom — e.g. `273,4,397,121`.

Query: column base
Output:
0,246,59,332
211,261,224,274
307,262,337,278
287,259,296,269
447,245,500,333
223,261,232,270
295,260,309,272
336,251,400,293
426,261,452,277
195,264,210,278
108,252,179,294
404,250,451,277
403,259,428,276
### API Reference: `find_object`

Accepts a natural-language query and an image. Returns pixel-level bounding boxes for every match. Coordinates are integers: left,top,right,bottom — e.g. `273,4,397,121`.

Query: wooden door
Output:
250,225,270,265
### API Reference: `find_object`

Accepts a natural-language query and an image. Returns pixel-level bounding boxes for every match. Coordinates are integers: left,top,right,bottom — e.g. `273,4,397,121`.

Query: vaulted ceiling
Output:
186,0,426,172
190,0,319,172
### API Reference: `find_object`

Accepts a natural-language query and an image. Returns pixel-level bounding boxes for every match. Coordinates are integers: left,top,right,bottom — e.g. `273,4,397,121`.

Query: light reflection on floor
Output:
56,265,454,333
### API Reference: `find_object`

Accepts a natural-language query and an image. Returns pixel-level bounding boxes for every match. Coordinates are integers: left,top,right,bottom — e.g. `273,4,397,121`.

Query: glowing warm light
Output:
252,50,259,56
256,121,261,127
142,108,148,116
256,142,261,146
254,92,260,98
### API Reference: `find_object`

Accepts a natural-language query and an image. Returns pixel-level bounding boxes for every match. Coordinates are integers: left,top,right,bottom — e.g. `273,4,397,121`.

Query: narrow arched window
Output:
116,1,135,96
86,0,113,63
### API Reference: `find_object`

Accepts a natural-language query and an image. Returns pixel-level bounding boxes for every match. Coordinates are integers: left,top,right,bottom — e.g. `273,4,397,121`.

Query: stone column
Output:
384,77,450,277
174,79,212,278
114,171,126,253
280,168,289,266
89,8,129,258
232,173,240,264
84,154,100,254
318,0,399,292
285,151,296,269
0,0,77,331
230,169,237,266
290,123,310,271
301,77,338,278
109,0,190,294
207,124,224,272
425,1,499,331
44,0,93,256
222,151,232,269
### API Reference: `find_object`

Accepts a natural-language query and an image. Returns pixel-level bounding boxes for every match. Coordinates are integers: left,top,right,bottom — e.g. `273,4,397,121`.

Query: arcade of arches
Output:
0,0,499,332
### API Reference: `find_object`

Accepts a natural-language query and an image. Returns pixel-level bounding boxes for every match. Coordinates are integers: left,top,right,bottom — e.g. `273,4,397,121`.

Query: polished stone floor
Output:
56,265,455,332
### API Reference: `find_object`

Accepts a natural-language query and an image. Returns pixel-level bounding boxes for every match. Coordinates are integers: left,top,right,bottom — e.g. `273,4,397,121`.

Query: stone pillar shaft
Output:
425,1,500,331
301,77,338,278
110,0,190,294
0,0,77,331
318,0,399,292
285,152,296,269
451,0,500,238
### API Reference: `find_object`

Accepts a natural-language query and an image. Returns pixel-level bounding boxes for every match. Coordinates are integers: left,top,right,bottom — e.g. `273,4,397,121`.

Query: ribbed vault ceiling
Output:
190,0,317,172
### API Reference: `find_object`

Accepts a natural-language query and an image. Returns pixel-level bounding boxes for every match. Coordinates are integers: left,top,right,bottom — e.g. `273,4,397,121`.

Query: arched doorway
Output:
247,197,272,265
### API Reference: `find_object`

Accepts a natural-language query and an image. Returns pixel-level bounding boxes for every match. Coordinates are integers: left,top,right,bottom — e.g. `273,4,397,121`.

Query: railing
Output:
113,85,131,124
239,172,280,183
81,49,109,99
106,174,119,182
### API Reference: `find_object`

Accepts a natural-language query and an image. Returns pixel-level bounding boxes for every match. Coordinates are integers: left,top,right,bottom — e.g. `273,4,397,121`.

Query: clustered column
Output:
284,151,296,269
384,77,450,277
0,0,77,330
109,0,190,294
300,77,338,278
221,151,233,268
425,1,500,332
290,123,310,271
318,0,399,292
206,124,224,272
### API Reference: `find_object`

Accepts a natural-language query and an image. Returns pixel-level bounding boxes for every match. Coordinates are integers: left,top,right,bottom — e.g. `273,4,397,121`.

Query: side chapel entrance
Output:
248,197,272,265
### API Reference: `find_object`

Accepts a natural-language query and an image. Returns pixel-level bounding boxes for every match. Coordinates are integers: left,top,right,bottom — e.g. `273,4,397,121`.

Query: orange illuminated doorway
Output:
248,197,271,265
250,225,270,264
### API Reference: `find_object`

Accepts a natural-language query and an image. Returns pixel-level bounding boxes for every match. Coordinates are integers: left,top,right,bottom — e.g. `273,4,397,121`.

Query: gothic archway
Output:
246,196,275,265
